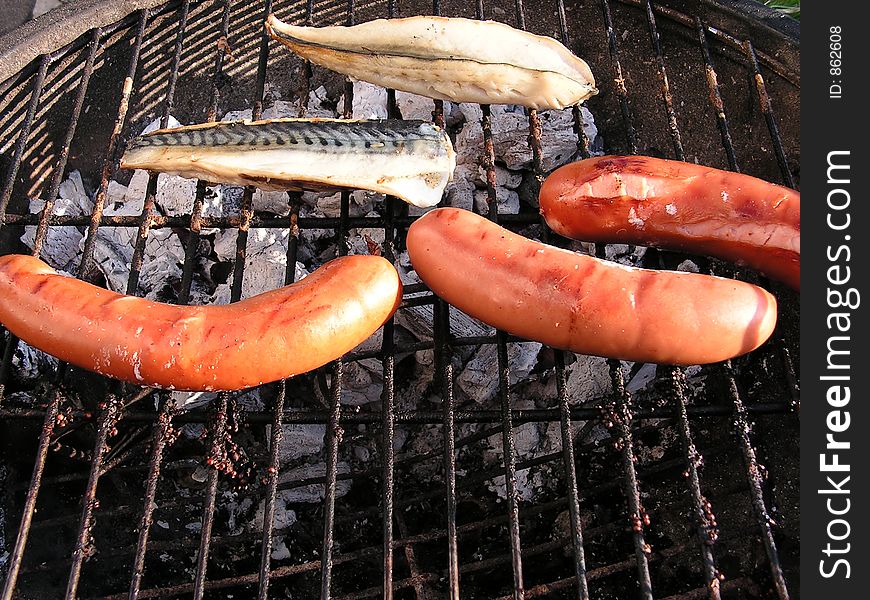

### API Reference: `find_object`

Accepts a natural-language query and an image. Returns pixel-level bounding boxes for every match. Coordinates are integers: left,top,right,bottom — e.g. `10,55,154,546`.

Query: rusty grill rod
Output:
380,2,401,596
638,7,723,598
126,2,193,597
597,2,655,597
254,1,291,594
426,4,460,597
320,4,356,596
0,26,103,600
473,2,526,597
189,3,239,598
63,13,154,598
694,22,791,600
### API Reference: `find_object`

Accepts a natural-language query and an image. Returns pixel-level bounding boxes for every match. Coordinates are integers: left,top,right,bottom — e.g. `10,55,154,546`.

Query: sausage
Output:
0,254,402,391
406,208,777,365
539,156,800,289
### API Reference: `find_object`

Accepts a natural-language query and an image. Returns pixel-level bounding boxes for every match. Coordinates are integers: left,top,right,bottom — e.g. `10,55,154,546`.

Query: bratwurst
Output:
539,156,800,289
0,254,402,391
406,208,777,365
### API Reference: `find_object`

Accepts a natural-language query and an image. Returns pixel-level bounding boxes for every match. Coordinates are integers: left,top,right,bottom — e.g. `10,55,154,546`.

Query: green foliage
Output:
764,0,800,19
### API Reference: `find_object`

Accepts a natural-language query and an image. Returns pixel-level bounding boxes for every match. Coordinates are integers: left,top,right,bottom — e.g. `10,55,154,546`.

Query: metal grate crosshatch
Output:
0,1,799,598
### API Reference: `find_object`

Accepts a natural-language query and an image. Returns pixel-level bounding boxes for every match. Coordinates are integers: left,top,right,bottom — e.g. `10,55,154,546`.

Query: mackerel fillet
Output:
266,15,597,110
121,118,456,208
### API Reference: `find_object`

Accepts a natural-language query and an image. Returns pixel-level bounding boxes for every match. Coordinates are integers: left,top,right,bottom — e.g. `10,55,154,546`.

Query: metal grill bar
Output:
189,3,238,597
0,56,49,228
725,363,790,600
670,368,721,599
62,14,155,597
596,2,655,596
693,21,791,599
126,3,193,595
380,3,400,594
0,390,60,600
743,40,795,188
696,17,739,171
636,8,725,597
257,192,298,599
601,0,638,153
0,52,50,397
473,5,525,596
643,0,684,160
320,5,355,595
0,25,102,599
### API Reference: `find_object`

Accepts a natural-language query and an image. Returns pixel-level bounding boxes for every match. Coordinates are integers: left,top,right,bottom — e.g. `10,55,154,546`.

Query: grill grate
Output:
0,1,799,598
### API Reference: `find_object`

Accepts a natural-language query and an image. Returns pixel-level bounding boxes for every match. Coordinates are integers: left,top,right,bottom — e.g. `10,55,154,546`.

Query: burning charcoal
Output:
677,259,700,273
473,187,520,215
347,213,385,256
341,359,384,406
394,90,438,120
627,363,658,394
277,462,352,503
604,243,647,266
566,354,617,405
350,80,388,119
275,424,326,463
140,115,182,135
304,86,337,118
263,99,298,119
21,171,91,270
486,421,547,501
11,343,58,382
211,228,309,302
252,189,292,215
476,164,524,189
457,342,542,404
173,392,217,411
454,105,598,172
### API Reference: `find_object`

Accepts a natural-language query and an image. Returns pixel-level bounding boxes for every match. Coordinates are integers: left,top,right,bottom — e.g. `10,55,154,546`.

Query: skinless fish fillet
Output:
120,118,456,208
265,15,597,110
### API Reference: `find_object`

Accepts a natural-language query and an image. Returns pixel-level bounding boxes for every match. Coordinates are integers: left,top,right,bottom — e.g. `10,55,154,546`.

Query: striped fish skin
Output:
265,15,597,110
121,118,456,208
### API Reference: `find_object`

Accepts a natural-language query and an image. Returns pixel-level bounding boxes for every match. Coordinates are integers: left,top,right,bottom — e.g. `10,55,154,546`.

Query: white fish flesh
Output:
265,15,597,110
120,118,456,208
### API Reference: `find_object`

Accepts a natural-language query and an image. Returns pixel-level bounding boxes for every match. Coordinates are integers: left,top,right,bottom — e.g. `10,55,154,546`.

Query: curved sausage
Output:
0,254,402,391
406,208,777,365
539,156,800,289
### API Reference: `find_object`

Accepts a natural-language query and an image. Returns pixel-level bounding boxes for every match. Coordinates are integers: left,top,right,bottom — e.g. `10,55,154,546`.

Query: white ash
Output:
626,363,658,394
276,462,352,503
473,187,520,215
21,170,90,270
350,80,388,120
457,342,542,404
677,259,700,273
12,342,59,381
274,424,326,463
211,227,309,303
341,358,384,406
304,86,338,119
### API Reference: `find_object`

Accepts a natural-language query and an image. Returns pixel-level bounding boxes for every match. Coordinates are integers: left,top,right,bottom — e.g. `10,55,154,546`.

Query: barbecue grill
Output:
0,0,799,598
